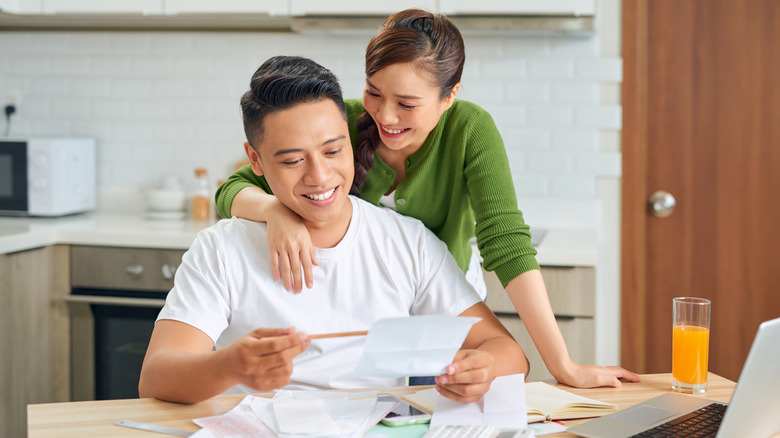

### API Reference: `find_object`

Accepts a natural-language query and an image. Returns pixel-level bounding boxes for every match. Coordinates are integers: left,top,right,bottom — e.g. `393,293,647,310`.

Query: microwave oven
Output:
0,138,96,216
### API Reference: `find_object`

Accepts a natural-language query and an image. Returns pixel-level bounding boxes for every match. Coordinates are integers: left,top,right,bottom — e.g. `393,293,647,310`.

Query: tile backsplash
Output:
0,30,620,220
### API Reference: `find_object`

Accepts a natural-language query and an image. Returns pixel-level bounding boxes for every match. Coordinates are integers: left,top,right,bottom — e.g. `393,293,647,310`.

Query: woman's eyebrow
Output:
366,79,422,100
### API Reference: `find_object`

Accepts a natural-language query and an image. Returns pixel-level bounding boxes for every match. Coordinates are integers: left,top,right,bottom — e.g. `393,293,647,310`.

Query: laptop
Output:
568,317,780,438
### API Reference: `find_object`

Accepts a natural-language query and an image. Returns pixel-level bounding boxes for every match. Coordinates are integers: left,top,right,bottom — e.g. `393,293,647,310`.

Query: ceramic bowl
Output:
145,188,187,212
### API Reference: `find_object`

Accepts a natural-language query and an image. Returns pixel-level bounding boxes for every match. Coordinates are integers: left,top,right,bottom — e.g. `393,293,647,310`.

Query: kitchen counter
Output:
0,213,596,266
0,213,215,255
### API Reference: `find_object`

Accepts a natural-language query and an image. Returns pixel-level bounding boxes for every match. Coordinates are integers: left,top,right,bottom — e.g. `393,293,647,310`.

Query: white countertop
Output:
0,212,597,267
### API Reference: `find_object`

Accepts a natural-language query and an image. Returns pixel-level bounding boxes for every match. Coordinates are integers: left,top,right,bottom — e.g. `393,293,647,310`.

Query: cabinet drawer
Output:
498,315,595,382
484,266,595,317
71,246,185,291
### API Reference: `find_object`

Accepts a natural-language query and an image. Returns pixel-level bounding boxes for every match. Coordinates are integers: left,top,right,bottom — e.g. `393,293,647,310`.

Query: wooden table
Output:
28,373,736,437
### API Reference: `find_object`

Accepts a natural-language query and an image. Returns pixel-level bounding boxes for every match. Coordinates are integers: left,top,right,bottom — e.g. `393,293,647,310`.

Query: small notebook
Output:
524,381,617,423
403,381,616,424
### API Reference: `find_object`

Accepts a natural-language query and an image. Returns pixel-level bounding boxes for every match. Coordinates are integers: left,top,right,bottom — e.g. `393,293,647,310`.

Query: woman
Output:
215,9,639,389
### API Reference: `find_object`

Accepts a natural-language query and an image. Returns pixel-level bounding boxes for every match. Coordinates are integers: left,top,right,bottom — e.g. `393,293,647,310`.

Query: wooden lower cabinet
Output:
0,245,70,438
497,315,595,381
483,266,596,381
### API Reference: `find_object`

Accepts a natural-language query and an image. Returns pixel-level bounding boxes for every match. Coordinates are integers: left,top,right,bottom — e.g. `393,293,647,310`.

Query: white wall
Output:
0,1,623,364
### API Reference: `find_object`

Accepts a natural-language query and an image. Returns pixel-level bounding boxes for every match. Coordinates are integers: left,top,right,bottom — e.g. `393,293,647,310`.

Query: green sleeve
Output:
462,107,540,286
214,165,271,218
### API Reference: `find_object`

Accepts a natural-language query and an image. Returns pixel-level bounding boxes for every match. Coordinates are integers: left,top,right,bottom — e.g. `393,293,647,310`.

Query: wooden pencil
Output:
308,330,369,339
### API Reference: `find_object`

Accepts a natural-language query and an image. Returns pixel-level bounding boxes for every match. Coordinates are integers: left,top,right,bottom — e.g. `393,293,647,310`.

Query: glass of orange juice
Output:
672,297,711,394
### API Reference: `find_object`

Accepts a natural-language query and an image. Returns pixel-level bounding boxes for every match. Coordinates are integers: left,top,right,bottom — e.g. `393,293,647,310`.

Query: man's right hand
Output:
227,327,309,392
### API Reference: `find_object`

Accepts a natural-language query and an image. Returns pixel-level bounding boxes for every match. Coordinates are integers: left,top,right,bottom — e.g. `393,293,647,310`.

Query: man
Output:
138,56,528,404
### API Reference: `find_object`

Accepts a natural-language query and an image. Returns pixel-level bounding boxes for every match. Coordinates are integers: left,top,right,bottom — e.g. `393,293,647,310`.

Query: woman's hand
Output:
434,349,497,403
265,199,318,292
554,361,641,388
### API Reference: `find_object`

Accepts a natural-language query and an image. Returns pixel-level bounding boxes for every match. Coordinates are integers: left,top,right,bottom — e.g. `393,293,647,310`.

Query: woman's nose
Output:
375,101,399,126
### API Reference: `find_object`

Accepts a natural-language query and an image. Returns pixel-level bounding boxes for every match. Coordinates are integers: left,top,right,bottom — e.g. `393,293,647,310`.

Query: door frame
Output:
620,0,648,372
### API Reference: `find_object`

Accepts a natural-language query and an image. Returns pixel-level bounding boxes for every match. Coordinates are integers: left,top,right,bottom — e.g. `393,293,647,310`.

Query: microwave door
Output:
0,140,29,214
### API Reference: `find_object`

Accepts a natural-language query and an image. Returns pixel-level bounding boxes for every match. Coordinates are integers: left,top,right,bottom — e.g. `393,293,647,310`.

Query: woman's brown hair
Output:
351,9,465,194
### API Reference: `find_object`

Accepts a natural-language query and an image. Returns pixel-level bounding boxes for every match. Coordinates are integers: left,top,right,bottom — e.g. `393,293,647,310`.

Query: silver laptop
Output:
568,317,780,438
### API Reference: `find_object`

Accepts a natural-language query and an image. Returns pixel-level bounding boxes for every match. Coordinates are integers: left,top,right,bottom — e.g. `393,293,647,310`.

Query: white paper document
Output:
193,396,276,437
430,373,528,430
273,399,339,435
193,391,392,438
250,390,385,438
349,315,481,378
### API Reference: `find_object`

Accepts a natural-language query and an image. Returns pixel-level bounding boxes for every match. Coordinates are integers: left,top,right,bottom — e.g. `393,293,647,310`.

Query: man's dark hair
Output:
241,56,347,149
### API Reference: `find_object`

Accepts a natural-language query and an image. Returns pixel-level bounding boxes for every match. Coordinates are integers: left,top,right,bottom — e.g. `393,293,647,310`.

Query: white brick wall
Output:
0,30,622,219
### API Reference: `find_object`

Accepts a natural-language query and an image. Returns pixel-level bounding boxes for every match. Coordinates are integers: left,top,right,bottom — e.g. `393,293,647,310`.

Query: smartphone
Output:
378,394,432,427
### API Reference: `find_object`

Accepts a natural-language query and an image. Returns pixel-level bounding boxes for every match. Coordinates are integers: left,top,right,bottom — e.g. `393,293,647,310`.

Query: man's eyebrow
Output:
366,79,422,100
323,135,347,145
273,148,303,157
272,136,346,157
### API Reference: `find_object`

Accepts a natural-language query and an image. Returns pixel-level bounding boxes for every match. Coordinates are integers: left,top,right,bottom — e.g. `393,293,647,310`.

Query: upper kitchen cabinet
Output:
290,0,436,16
41,0,162,14
1,0,594,33
1,0,288,15
439,0,595,16
164,0,287,16
0,0,40,13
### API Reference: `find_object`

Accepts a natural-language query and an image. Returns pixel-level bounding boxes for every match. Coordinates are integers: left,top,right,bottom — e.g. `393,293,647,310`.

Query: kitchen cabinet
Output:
483,265,595,381
439,0,595,15
164,0,287,16
0,245,70,438
290,1,436,16
1,0,594,33
42,0,162,14
2,0,285,15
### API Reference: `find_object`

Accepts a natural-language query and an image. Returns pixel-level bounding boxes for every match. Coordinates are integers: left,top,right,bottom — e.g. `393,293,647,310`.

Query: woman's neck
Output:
377,142,420,171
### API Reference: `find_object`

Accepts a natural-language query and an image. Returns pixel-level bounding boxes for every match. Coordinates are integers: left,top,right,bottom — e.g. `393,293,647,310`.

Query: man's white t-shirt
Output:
157,196,482,392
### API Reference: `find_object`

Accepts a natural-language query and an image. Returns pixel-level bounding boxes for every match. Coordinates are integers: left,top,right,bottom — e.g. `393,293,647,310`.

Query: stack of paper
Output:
192,391,395,438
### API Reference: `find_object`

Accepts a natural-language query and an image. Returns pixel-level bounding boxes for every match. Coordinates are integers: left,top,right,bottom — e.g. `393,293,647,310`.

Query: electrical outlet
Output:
6,89,22,108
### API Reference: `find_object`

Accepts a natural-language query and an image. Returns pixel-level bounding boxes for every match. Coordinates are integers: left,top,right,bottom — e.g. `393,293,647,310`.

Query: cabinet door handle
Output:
161,264,177,281
555,315,576,321
126,264,144,277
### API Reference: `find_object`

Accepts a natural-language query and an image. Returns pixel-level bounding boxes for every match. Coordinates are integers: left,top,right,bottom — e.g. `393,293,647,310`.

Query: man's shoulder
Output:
351,196,429,236
196,217,267,244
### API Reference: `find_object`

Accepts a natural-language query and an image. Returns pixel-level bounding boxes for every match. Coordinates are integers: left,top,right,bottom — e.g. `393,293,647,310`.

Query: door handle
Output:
648,190,676,217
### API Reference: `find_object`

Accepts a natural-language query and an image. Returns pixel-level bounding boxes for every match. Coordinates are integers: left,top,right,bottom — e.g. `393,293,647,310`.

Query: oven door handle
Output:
64,295,166,308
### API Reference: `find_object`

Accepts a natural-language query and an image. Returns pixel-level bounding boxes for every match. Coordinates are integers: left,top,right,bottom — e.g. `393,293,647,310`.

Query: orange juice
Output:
672,325,709,384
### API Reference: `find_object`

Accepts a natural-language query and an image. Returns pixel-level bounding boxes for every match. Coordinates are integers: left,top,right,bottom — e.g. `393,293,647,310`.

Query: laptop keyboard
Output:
630,402,728,438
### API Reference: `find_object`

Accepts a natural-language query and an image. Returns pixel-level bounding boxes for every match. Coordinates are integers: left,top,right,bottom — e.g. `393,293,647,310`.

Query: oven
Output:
66,245,184,401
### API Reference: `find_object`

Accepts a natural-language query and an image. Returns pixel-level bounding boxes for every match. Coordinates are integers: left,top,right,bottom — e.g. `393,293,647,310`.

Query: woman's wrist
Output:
548,355,578,384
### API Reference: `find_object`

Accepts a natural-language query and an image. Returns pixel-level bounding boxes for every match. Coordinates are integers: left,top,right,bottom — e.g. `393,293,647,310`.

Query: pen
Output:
308,330,368,339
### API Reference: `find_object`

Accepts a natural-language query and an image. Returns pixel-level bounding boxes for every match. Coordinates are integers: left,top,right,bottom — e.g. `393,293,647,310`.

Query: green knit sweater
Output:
216,99,539,287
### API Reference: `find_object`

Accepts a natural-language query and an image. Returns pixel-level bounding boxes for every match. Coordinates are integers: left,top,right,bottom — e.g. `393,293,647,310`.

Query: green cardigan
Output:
216,99,539,287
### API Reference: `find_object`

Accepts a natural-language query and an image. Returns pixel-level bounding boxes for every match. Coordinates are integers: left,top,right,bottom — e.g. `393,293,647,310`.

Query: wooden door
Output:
621,0,780,380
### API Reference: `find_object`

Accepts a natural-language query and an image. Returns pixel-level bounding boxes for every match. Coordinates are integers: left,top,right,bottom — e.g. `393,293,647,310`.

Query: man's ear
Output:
244,142,264,176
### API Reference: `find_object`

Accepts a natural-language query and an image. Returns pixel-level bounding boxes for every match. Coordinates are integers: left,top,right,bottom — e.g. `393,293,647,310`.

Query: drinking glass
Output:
672,297,711,394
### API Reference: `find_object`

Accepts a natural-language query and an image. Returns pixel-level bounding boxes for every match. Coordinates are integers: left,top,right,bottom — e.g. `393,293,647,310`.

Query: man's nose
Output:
304,155,331,186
